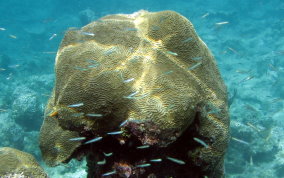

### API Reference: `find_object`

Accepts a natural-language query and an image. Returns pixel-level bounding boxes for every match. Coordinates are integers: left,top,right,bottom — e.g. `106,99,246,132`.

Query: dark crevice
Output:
70,111,207,178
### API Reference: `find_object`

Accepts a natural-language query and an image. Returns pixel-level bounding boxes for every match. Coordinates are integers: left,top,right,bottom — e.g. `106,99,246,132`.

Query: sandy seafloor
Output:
0,0,283,177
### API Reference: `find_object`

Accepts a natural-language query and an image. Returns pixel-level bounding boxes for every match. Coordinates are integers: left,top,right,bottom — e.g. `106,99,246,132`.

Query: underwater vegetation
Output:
39,10,229,178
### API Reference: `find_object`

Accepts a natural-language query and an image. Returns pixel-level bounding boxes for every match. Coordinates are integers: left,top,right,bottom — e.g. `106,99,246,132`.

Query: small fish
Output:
201,12,210,18
159,16,169,23
103,152,113,157
6,73,12,80
239,76,254,84
80,31,95,36
188,62,202,71
72,112,85,117
124,91,139,98
207,108,221,114
167,51,178,56
192,57,203,61
0,68,6,71
246,122,261,132
84,137,103,144
67,103,84,108
119,120,128,127
182,37,193,43
228,47,239,55
124,28,138,31
123,78,135,83
87,64,99,68
250,155,253,166
150,159,162,162
123,93,149,100
235,69,251,74
102,170,116,177
69,137,86,141
107,131,123,135
49,111,58,117
166,156,186,165
164,70,173,75
268,64,278,71
74,66,88,71
9,35,17,39
0,109,7,112
193,137,209,148
8,64,20,68
85,113,103,117
97,158,106,165
270,98,282,104
245,104,257,112
136,163,151,168
215,21,229,25
137,145,150,149
86,60,100,68
104,47,117,55
86,59,98,64
151,25,160,31
0,27,6,31
49,33,57,40
231,137,249,145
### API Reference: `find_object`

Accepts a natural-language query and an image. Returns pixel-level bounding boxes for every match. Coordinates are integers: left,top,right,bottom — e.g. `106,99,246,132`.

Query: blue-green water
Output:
0,0,283,177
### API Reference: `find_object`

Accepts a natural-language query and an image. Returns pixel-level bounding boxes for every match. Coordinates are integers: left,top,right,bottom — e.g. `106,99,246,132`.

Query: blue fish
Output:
104,47,117,55
107,131,123,135
123,78,135,83
136,145,150,149
150,159,162,162
69,137,86,141
188,62,202,71
167,51,178,56
72,112,84,117
124,28,138,31
85,113,103,117
166,156,186,165
84,137,103,144
136,163,151,168
192,57,203,61
97,159,106,165
119,120,128,127
193,137,209,148
182,37,193,43
74,66,88,71
103,152,113,157
164,70,173,75
102,170,116,176
80,31,95,36
67,103,84,108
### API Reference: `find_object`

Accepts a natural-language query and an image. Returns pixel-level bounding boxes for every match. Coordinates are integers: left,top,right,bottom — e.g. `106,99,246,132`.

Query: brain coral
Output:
39,10,229,178
0,147,47,177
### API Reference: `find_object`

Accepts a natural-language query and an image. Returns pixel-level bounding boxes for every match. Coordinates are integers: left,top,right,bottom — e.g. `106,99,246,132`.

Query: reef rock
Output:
39,10,229,178
0,147,48,177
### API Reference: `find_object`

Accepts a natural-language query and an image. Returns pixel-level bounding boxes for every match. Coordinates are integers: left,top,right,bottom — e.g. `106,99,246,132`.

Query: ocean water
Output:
0,0,283,177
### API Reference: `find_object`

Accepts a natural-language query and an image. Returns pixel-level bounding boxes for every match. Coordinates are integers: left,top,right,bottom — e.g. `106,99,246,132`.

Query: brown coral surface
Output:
0,147,48,178
39,10,229,178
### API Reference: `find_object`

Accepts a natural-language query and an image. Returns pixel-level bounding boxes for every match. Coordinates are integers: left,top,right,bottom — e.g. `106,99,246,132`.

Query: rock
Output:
12,86,42,131
0,147,48,177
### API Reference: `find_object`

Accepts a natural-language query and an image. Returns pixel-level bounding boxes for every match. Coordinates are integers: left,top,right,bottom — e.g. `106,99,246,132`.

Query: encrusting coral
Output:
39,10,229,178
